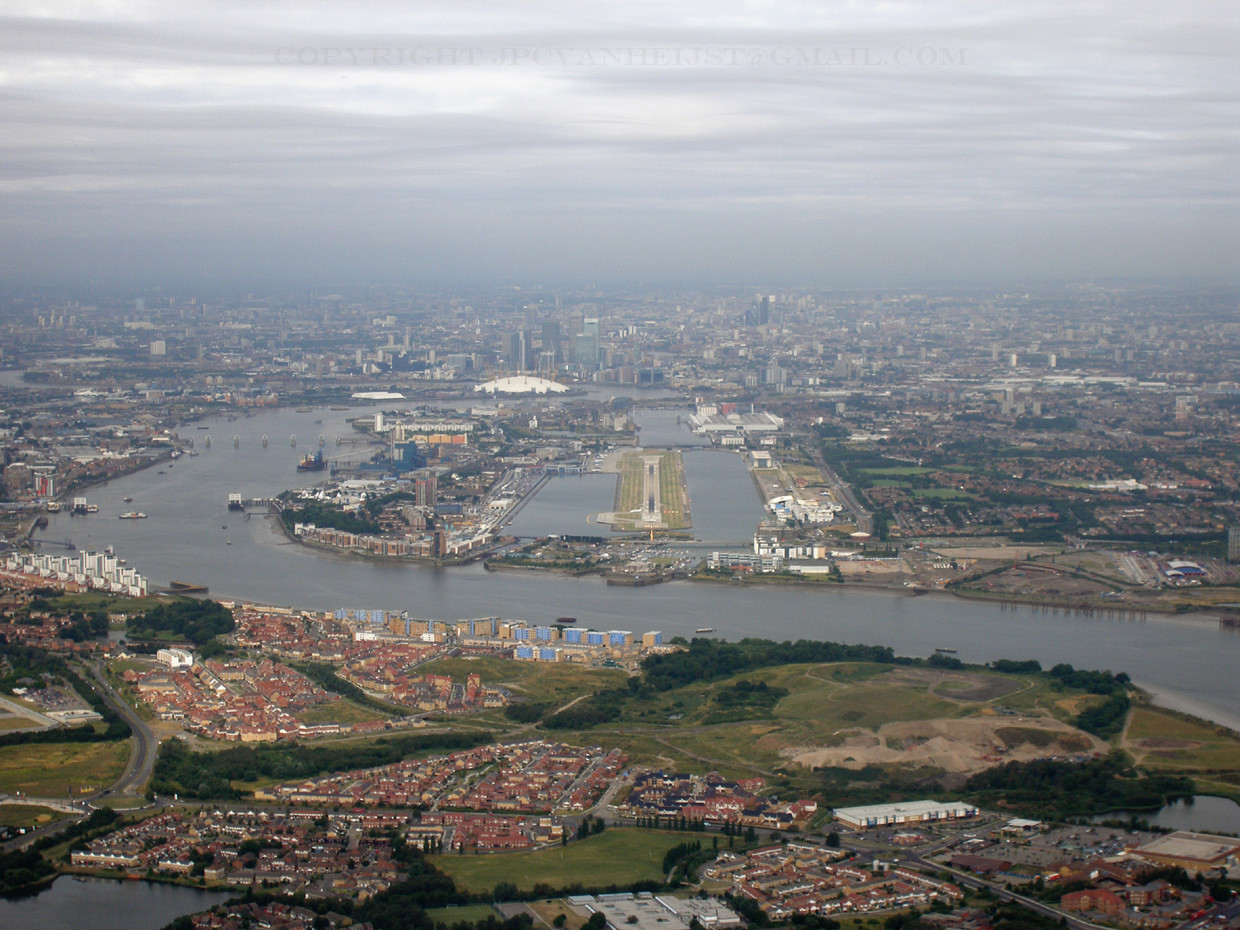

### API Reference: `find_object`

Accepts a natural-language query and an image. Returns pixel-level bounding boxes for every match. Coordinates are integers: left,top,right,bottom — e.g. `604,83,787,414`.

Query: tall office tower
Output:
746,295,771,326
506,330,531,370
574,318,599,370
541,320,562,364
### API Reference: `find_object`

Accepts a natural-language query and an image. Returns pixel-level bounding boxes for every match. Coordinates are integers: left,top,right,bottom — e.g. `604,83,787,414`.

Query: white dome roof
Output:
474,376,568,394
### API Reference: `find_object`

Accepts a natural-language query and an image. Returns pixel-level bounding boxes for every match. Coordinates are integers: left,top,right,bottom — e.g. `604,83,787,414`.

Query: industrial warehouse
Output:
833,800,980,830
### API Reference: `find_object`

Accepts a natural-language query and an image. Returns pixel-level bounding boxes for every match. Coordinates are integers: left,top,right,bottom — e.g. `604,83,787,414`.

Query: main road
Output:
77,659,158,799
807,445,874,536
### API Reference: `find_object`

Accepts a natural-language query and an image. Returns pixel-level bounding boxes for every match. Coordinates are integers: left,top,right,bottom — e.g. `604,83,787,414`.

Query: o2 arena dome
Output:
474,375,568,395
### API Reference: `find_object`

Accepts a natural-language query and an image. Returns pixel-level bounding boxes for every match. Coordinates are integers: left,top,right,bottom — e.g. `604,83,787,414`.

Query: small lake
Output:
1091,795,1240,835
0,876,234,930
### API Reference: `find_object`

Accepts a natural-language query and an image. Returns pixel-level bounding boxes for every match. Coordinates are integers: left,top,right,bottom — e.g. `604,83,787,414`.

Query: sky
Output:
1,0,1237,291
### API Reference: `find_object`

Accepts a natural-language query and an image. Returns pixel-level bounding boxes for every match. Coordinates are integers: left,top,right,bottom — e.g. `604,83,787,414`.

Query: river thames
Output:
32,403,1240,732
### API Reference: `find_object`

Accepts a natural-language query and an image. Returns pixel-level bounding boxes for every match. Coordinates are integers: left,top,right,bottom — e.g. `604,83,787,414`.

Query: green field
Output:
784,464,825,484
614,456,645,517
298,698,390,726
418,657,626,706
432,829,699,893
547,661,1070,789
0,741,130,797
0,803,62,827
1125,705,1240,793
911,488,978,501
610,450,689,531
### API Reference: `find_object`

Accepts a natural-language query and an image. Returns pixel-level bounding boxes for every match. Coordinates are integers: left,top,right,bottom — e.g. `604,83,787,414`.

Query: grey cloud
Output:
0,0,1236,289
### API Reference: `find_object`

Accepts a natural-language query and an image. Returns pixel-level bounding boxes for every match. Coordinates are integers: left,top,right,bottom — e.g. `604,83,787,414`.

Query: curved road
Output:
77,659,158,799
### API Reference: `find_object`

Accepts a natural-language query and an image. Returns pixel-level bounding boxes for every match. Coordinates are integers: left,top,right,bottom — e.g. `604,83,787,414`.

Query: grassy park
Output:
424,905,501,925
432,828,700,893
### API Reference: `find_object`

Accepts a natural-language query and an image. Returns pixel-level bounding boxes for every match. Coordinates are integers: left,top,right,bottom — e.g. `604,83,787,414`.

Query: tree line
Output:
151,729,492,800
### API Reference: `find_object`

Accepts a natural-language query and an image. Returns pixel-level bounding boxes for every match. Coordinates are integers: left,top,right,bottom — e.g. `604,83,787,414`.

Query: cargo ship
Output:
553,616,577,625
297,449,327,472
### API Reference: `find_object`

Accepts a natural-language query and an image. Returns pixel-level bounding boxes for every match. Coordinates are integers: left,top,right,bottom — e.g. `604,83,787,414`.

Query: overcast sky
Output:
2,1,1236,292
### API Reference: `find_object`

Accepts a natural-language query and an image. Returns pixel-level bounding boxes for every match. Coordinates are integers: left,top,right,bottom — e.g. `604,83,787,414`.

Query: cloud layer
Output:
2,1,1236,290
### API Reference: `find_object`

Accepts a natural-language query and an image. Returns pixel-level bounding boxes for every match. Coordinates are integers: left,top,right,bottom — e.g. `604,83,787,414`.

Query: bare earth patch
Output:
782,716,1105,776
1135,738,1200,750
884,667,1025,703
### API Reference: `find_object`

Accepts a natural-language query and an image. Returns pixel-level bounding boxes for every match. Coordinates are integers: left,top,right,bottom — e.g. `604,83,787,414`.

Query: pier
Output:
227,494,277,513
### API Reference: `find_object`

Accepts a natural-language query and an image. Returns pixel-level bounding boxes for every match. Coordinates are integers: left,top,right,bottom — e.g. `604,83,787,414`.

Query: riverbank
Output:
20,447,179,547
945,580,1211,618
472,545,1239,619
483,558,603,577
272,509,500,566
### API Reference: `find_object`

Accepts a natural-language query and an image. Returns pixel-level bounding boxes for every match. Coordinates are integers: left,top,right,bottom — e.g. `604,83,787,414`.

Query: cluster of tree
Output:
0,847,56,895
1133,866,1238,902
641,638,899,692
1047,663,1131,738
281,502,383,536
0,642,70,692
0,647,129,745
991,659,1043,674
630,815,755,846
661,839,712,882
788,914,842,930
364,490,418,517
988,900,1076,930
126,598,234,645
175,842,532,930
357,854,472,929
55,609,109,642
702,679,790,723
503,701,552,724
576,815,606,840
819,445,910,489
1,806,120,896
294,662,414,717
714,679,786,708
965,751,1193,819
540,689,629,729
724,891,769,926
151,730,492,800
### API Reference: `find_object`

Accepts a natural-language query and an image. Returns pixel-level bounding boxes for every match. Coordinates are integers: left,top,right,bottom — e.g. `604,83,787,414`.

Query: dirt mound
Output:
782,716,1104,776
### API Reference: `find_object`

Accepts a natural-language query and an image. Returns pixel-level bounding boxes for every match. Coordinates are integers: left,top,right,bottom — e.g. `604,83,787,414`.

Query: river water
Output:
30,402,1240,732
0,876,233,930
